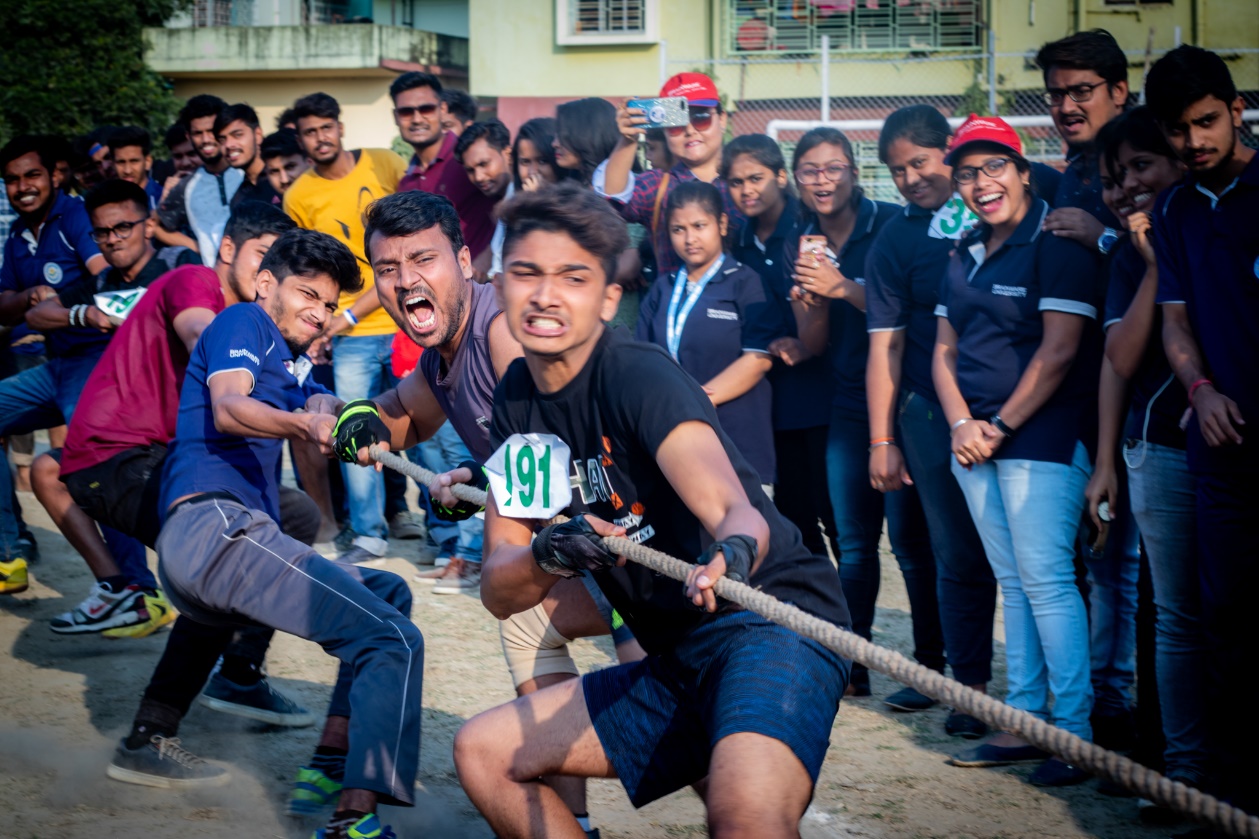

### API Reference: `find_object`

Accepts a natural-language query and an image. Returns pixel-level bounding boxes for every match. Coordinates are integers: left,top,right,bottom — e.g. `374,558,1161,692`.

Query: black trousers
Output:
772,425,838,560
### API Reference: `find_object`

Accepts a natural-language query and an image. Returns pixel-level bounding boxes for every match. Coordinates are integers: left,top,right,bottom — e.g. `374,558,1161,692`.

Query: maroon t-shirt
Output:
397,131,496,259
61,265,224,475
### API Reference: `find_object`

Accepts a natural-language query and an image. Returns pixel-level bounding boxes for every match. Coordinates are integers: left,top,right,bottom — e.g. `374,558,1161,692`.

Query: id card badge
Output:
94,287,147,325
928,193,979,240
485,433,573,519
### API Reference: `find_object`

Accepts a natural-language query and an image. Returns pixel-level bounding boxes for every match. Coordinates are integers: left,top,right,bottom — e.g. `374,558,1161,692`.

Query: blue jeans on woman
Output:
827,408,943,686
952,441,1093,740
1125,441,1206,780
1083,475,1141,719
897,390,996,686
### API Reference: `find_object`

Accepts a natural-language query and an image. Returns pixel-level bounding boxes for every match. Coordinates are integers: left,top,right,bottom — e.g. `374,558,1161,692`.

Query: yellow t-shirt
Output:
283,148,407,337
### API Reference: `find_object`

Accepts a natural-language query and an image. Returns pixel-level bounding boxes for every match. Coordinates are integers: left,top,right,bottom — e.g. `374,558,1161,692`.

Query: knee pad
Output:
498,603,579,690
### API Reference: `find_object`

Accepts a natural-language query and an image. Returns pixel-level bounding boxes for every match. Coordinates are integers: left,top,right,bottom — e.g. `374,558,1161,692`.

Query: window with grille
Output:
556,0,659,45
730,0,983,54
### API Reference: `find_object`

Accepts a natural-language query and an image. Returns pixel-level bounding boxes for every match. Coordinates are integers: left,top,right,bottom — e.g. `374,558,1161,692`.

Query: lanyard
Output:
665,256,724,360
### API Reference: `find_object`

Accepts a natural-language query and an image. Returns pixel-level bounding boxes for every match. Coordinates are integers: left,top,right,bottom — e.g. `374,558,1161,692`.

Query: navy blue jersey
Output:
937,199,1101,464
1102,237,1186,450
637,257,780,483
1153,155,1259,473
160,302,329,521
1055,150,1121,230
864,203,957,404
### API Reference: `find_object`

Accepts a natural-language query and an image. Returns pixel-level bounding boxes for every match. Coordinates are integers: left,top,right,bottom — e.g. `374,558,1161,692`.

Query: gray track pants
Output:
157,495,424,806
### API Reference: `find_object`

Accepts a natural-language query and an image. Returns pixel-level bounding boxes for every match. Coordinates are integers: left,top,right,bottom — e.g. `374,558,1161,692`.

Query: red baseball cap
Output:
659,72,721,107
944,114,1023,165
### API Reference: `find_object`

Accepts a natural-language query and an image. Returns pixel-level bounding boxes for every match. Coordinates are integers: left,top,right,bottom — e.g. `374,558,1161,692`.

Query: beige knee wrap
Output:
499,602,580,689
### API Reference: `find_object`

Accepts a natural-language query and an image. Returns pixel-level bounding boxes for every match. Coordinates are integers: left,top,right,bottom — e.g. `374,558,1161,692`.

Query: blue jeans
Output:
1126,441,1206,778
1083,470,1141,718
827,408,944,679
0,354,153,587
952,442,1093,739
409,421,483,562
898,391,996,686
332,334,396,544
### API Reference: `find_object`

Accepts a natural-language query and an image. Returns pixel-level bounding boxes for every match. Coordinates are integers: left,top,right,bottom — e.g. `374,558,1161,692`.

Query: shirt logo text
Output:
991,284,1028,298
229,348,261,365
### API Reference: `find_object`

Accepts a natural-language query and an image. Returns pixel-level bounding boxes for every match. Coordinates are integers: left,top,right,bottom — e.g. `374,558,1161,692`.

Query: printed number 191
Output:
502,443,551,509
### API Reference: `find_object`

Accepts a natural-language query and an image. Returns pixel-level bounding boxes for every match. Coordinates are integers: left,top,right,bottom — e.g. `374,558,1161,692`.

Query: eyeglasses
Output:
1043,81,1107,106
665,108,718,137
394,103,440,119
795,163,852,186
89,216,148,243
953,157,1013,184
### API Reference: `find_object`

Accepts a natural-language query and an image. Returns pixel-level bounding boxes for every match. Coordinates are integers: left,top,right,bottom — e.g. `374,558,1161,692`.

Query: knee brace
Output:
498,602,579,690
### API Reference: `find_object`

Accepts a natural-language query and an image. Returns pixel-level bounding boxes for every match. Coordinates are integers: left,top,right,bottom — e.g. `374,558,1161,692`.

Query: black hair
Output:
555,97,622,187
164,123,190,150
1098,106,1179,180
1035,29,1128,88
276,108,298,130
389,71,443,102
260,129,303,161
261,227,362,294
878,104,951,163
0,135,57,177
500,182,630,284
109,126,153,157
178,94,228,131
442,89,478,124
720,133,786,179
455,119,511,160
1145,45,1238,127
512,117,566,189
41,135,73,167
362,190,465,263
292,92,341,122
793,126,863,209
214,103,261,135
84,179,149,217
665,180,724,227
223,200,298,252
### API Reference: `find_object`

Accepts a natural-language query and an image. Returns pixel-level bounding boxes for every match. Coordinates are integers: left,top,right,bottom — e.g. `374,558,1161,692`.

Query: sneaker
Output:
884,686,937,712
312,813,396,839
414,550,459,584
16,533,38,564
50,582,150,634
1029,757,1090,787
388,510,426,540
339,546,386,566
334,526,357,553
0,557,29,595
287,766,344,816
944,709,989,740
433,558,481,594
102,588,178,638
106,735,229,789
949,742,1049,767
199,671,317,727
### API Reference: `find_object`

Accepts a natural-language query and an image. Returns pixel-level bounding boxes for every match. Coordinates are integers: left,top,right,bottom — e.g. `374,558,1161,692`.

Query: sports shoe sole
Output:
101,604,178,639
51,605,152,635
0,583,29,595
106,763,230,789
949,753,1047,767
198,694,318,727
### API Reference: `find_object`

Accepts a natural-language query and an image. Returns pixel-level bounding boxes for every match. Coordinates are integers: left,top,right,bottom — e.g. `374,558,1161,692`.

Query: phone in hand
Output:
626,97,690,129
799,234,828,259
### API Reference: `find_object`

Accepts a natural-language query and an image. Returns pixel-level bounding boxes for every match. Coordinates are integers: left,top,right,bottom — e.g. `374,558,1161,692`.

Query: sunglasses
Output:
665,108,719,137
394,103,440,119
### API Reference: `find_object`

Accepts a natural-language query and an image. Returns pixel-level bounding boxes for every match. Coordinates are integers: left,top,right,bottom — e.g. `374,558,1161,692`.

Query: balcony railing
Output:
728,0,983,55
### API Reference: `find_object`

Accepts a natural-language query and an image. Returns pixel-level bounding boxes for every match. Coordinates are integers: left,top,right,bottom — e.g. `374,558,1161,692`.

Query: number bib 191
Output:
485,433,573,519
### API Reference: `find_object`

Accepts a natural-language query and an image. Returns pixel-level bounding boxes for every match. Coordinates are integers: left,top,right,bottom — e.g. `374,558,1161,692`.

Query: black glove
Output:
333,400,389,463
431,460,488,522
698,535,757,584
532,517,619,579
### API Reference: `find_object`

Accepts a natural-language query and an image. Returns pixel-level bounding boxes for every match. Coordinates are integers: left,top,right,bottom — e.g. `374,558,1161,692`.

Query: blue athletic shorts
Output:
582,609,849,808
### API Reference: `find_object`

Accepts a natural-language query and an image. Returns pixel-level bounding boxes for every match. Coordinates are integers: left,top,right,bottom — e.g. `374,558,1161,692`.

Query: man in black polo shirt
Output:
216,103,280,206
1147,45,1259,816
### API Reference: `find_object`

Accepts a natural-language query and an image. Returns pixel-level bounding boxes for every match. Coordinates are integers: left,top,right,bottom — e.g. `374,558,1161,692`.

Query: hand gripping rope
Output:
368,444,1259,838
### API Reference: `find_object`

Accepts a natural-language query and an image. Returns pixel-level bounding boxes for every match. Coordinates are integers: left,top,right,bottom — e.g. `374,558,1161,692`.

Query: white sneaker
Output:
50,582,149,634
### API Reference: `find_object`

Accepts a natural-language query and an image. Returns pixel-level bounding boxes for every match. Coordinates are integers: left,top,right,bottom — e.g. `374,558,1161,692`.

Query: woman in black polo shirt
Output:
933,115,1100,786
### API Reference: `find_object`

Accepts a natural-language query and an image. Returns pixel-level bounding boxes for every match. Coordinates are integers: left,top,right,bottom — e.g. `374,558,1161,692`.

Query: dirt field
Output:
0,477,1180,839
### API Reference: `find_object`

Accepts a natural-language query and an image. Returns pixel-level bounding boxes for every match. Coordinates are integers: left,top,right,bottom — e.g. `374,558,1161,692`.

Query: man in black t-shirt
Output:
454,183,851,837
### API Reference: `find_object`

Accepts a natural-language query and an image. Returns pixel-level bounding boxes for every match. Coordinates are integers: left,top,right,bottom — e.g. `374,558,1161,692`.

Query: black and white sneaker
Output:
106,736,230,788
50,582,150,634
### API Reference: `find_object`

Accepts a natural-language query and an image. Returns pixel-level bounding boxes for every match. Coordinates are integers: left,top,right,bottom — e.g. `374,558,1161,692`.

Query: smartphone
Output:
799,235,828,258
626,97,690,129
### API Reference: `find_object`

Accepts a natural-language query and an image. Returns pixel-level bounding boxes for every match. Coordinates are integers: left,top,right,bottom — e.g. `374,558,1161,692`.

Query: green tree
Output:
0,0,189,146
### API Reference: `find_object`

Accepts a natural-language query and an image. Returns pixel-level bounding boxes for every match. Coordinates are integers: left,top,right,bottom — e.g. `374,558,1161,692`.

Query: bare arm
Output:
603,104,647,197
1163,302,1244,446
932,316,996,467
0,286,56,326
487,311,524,380
1085,356,1128,528
208,369,335,452
372,371,449,454
153,227,199,252
1105,215,1160,379
793,296,829,358
993,311,1087,430
323,284,384,340
867,329,912,491
703,352,772,406
172,307,217,353
27,296,112,332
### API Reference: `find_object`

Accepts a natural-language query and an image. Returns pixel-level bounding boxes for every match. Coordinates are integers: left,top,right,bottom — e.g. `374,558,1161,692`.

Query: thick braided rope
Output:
370,445,1259,837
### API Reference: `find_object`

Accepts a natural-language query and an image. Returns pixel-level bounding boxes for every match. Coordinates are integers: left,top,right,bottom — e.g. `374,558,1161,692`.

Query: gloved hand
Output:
333,400,389,463
532,517,619,578
431,460,488,522
697,534,757,584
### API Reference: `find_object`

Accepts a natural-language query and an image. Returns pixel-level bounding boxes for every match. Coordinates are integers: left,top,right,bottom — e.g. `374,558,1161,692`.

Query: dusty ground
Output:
0,466,1182,839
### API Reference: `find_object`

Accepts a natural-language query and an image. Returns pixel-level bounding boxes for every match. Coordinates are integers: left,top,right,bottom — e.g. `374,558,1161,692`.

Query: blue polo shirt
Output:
731,195,835,431
1153,154,1259,474
0,192,105,358
1055,150,1120,230
160,301,330,521
636,256,781,483
793,196,899,419
1103,237,1186,451
144,178,164,211
936,198,1102,464
865,202,960,405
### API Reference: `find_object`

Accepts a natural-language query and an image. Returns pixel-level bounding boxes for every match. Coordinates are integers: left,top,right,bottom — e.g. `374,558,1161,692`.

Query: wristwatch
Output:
1097,227,1120,255
989,415,1016,438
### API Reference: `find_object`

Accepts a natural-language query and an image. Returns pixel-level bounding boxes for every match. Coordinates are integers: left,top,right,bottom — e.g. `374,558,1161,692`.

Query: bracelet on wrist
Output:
1188,378,1212,405
950,417,971,432
868,438,895,453
341,309,359,327
990,414,1016,438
